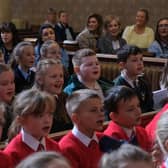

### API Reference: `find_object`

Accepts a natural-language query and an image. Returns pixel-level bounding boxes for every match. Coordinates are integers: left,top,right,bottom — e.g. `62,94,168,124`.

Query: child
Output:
11,41,35,94
0,151,12,168
0,22,20,64
99,143,154,168
113,44,153,113
160,60,168,89
64,48,113,99
44,8,57,27
0,49,5,63
0,102,6,141
16,151,71,168
155,111,168,168
104,85,150,151
4,89,60,167
34,58,72,132
59,89,105,168
0,63,15,141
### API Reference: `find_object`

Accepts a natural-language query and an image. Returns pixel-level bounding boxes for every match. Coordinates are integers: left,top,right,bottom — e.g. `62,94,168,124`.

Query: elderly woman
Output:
148,17,168,58
122,8,154,50
76,13,103,51
98,15,126,54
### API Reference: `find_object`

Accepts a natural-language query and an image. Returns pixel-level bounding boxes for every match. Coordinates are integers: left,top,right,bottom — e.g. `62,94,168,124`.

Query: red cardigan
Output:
4,133,60,167
104,120,151,151
0,151,12,168
146,104,168,146
59,131,103,168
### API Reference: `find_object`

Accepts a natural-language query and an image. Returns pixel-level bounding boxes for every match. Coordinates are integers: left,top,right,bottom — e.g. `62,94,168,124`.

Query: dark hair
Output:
116,45,142,62
47,8,56,15
87,13,103,36
155,17,168,51
104,86,137,116
36,24,56,46
137,8,149,23
0,22,20,46
58,10,67,18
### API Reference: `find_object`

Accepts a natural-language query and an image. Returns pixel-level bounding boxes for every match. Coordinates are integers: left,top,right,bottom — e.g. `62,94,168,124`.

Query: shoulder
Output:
45,137,60,151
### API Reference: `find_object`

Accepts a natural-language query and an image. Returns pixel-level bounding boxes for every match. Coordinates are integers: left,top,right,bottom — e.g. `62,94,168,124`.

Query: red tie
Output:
89,140,97,149
37,143,45,151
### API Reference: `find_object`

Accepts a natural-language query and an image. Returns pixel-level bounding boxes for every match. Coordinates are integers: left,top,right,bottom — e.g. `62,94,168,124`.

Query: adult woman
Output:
98,15,126,54
148,17,168,58
122,8,154,50
76,13,103,51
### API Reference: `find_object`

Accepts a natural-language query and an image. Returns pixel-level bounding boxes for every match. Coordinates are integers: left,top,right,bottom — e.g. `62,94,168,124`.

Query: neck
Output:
19,65,29,73
5,42,13,50
134,24,145,34
77,126,94,138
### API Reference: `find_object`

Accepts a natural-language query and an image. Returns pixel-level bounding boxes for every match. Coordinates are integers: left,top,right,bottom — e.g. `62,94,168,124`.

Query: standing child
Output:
34,59,72,132
16,151,71,168
4,89,60,167
0,63,15,141
59,89,105,168
113,44,153,113
64,48,113,99
104,85,150,151
11,41,35,94
99,143,154,168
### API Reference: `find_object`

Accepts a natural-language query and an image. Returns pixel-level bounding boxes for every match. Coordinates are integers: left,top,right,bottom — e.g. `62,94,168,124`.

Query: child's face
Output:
78,56,101,82
42,64,64,95
60,12,69,25
88,17,99,31
46,43,61,60
107,19,120,37
158,19,168,38
135,11,147,26
124,161,154,168
21,103,54,140
74,97,105,137
112,96,141,129
42,28,55,42
0,70,15,104
1,32,13,44
19,46,35,70
123,54,144,78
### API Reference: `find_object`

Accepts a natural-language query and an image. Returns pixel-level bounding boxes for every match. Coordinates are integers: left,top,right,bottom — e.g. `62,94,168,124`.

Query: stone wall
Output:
10,0,168,32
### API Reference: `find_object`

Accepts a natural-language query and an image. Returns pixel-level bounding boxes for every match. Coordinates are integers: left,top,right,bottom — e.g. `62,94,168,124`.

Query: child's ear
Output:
17,116,24,125
73,66,80,74
118,62,125,70
36,76,43,86
71,113,79,123
109,112,118,121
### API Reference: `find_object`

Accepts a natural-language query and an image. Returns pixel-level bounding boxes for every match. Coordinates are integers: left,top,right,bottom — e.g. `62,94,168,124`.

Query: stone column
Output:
0,0,11,22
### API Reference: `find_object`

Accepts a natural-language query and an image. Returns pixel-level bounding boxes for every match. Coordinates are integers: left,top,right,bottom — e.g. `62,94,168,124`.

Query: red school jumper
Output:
0,151,12,168
4,133,60,167
59,131,103,168
104,120,151,151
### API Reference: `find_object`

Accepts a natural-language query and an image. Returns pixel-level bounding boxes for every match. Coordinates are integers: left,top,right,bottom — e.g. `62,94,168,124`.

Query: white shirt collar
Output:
21,128,46,151
121,70,135,88
72,125,99,147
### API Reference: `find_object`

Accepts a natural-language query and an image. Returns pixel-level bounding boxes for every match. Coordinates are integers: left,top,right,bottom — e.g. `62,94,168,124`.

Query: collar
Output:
72,125,99,147
121,70,135,88
18,65,30,80
122,126,136,138
21,128,46,151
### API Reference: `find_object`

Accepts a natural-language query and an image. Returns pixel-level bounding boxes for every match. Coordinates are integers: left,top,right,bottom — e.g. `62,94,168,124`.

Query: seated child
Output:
104,85,150,151
0,63,15,141
59,89,105,168
16,151,71,168
99,143,154,168
0,102,6,141
64,48,113,99
4,89,60,167
11,41,35,94
34,58,72,132
113,44,153,113
0,151,12,168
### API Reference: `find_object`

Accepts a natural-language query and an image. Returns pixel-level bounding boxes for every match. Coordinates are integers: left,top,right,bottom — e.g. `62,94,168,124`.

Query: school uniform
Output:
104,120,151,151
59,126,103,168
113,70,153,113
0,151,12,168
14,65,35,94
4,129,60,167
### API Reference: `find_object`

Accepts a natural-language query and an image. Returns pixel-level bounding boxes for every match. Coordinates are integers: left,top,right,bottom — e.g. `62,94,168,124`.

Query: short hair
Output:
35,58,63,90
116,44,142,63
0,63,11,74
99,143,152,168
13,89,55,117
137,8,149,22
104,15,121,30
16,151,71,168
66,89,102,117
40,40,60,58
72,48,96,67
156,110,168,156
104,86,137,115
58,10,67,18
47,8,56,15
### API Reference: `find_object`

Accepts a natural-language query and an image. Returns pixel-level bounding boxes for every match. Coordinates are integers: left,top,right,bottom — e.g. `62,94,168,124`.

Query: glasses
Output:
158,24,168,28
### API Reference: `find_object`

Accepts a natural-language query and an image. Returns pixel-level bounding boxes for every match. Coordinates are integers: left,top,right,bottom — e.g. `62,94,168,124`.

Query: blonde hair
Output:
35,58,63,90
104,15,121,30
72,48,96,67
13,89,55,117
0,63,12,74
66,89,102,117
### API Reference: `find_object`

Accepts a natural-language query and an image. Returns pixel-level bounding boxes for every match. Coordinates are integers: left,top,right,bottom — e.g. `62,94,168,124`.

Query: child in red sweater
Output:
104,85,150,151
4,89,60,167
59,89,105,168
0,151,12,168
